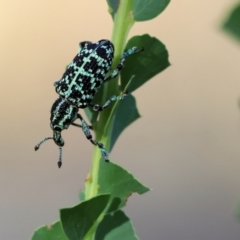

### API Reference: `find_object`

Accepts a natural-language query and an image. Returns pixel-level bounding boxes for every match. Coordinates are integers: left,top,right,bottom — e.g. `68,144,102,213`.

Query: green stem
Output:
84,143,102,200
85,0,134,201
100,0,135,127
84,1,135,238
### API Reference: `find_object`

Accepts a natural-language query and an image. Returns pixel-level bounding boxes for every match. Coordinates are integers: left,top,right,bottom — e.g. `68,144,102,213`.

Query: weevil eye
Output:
79,41,92,50
50,123,61,131
53,126,61,131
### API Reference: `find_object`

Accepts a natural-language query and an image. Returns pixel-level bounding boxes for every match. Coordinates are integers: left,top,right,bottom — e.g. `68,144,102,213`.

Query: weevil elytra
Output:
35,40,143,167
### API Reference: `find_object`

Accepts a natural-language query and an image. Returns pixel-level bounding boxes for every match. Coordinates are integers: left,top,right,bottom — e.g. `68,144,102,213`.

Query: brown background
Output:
1,0,240,239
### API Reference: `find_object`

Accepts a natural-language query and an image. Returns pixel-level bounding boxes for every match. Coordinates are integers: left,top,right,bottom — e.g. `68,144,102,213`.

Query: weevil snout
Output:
53,130,65,147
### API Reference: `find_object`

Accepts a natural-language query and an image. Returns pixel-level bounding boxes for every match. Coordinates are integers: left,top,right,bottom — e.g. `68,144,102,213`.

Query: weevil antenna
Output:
34,137,53,151
58,147,62,168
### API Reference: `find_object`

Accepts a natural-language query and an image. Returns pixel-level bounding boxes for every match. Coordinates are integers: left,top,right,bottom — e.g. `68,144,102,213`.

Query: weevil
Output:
35,40,143,167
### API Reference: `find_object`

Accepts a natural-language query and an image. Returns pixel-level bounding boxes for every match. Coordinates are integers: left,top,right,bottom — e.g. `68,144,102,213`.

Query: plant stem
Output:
84,1,134,238
85,0,134,201
101,0,135,125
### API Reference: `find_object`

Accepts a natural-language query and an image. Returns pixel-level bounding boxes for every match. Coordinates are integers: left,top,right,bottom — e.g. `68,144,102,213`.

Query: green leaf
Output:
98,161,149,212
222,3,240,42
84,107,95,125
121,34,170,93
132,0,170,21
107,0,119,19
60,194,110,240
79,190,85,201
109,94,140,152
31,221,68,240
107,0,170,21
95,210,139,240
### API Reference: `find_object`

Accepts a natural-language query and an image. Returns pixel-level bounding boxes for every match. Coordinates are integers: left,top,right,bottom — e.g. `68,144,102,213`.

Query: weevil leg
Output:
77,113,109,162
89,91,129,112
71,122,93,130
104,47,144,83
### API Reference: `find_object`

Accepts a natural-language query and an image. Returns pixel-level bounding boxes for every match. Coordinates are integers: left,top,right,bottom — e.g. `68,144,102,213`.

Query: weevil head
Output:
50,98,78,147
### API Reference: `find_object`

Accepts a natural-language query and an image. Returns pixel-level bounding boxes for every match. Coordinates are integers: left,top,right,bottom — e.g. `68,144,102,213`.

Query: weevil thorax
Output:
54,40,114,108
50,98,78,147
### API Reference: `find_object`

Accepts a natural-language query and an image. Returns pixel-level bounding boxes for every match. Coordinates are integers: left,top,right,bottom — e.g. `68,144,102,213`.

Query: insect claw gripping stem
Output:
35,40,143,166
91,140,109,162
121,90,129,100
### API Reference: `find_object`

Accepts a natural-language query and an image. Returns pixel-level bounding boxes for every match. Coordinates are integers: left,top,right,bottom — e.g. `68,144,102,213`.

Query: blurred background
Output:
1,0,240,239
